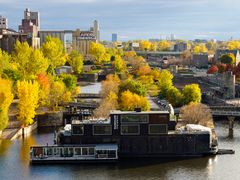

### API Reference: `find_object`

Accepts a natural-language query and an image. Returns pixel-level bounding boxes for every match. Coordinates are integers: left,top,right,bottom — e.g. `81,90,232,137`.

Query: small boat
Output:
30,144,118,164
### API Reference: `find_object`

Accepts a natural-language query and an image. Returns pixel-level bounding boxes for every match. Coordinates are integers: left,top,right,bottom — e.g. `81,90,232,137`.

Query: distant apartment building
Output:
174,42,189,52
0,29,28,53
192,54,209,68
215,49,240,65
0,16,8,29
72,29,97,56
112,33,118,42
18,8,40,49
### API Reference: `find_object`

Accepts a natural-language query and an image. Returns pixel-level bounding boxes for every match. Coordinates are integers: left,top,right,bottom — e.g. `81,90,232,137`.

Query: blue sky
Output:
0,0,240,41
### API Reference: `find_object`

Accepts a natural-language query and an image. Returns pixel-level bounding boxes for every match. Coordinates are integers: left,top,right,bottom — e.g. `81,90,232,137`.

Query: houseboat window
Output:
72,125,84,135
121,115,148,123
93,125,112,135
53,148,60,155
47,148,53,156
89,148,94,155
75,148,81,155
82,148,88,155
149,124,168,134
121,125,139,135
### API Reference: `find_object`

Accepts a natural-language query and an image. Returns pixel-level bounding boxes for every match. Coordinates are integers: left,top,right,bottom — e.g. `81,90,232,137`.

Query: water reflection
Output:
0,139,12,156
0,121,239,179
19,135,37,165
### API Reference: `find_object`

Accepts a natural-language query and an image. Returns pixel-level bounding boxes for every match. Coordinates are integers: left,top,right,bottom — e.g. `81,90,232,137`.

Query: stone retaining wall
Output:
37,111,63,127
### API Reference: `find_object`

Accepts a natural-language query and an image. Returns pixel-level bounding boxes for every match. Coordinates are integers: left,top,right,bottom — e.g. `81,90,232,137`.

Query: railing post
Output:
228,116,235,138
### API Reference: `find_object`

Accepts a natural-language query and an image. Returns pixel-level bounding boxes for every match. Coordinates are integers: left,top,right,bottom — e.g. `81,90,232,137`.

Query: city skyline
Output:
0,0,240,41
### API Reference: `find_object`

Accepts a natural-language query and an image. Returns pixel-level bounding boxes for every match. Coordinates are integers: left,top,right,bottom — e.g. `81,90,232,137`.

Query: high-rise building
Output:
19,8,40,37
0,16,8,29
19,8,40,49
24,8,40,30
93,20,100,42
112,33,118,42
171,34,176,41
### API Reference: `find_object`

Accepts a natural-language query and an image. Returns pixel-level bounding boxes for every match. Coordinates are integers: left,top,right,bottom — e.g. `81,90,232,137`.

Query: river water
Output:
0,121,239,180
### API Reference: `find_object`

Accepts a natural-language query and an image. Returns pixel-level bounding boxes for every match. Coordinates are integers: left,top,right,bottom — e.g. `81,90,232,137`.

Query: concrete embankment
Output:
2,122,38,140
1,111,63,140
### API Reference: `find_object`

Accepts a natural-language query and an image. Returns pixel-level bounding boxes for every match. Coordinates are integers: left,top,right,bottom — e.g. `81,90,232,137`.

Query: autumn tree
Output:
17,80,39,127
89,42,108,64
227,40,240,50
101,74,121,98
218,63,227,73
207,65,218,74
0,49,11,77
94,92,118,118
150,43,157,51
0,78,14,131
136,64,151,76
157,70,173,98
219,53,236,65
119,78,147,96
140,40,151,51
36,73,50,106
158,40,172,51
41,36,66,69
180,103,214,129
113,55,126,73
166,87,183,107
120,90,150,111
68,51,83,74
61,74,77,91
12,41,49,79
49,80,66,110
182,84,202,104
193,44,208,54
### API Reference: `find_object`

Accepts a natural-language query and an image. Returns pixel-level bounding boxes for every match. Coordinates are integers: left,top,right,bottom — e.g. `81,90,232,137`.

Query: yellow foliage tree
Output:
227,40,240,50
49,81,66,110
158,41,172,51
120,90,150,111
113,55,126,73
193,44,208,54
89,42,106,64
0,49,11,76
140,40,151,51
41,36,66,69
101,74,120,98
68,51,83,74
136,64,151,76
17,80,39,127
13,41,49,79
94,91,118,118
0,78,14,130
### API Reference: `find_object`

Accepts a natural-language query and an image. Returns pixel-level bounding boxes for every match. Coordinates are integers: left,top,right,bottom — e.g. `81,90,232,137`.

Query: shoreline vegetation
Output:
0,38,218,139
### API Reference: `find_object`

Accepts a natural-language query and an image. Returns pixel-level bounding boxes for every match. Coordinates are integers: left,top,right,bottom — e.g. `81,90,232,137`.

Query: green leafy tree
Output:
42,36,66,69
158,70,173,98
61,74,77,91
166,87,183,107
119,78,147,96
219,53,236,65
68,51,83,74
182,84,202,104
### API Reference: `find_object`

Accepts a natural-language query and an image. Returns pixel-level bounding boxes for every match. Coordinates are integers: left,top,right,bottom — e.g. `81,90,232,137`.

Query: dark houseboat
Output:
30,109,217,163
